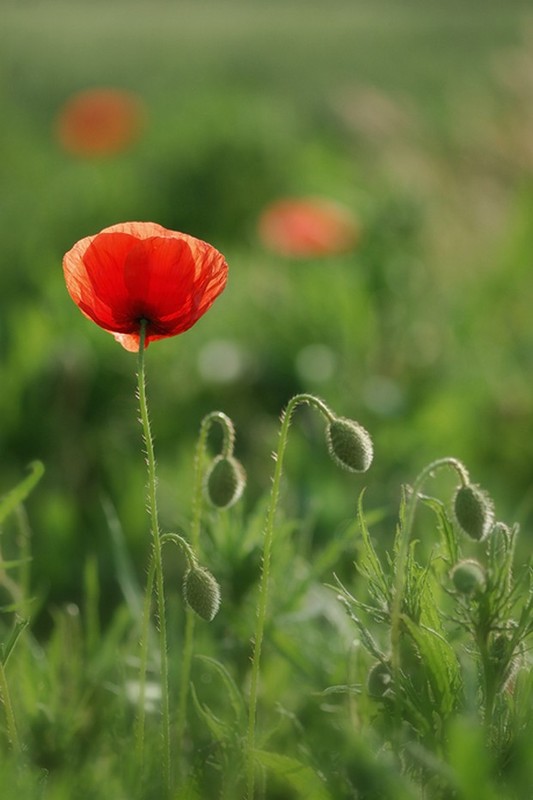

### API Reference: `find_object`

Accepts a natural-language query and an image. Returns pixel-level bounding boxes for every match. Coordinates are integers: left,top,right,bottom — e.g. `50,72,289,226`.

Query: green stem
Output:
390,457,469,725
246,394,333,800
161,533,197,566
135,553,156,772
175,411,233,763
176,608,195,763
0,658,21,755
16,505,32,620
137,321,171,795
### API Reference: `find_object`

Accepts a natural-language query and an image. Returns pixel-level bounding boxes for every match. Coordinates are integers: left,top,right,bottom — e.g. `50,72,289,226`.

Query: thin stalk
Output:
16,505,32,620
135,554,156,771
246,393,333,800
176,411,233,758
137,321,171,795
390,457,469,725
475,592,497,735
0,658,21,755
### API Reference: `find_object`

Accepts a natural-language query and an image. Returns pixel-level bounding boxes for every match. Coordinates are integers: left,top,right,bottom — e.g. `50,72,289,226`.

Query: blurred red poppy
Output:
63,222,228,351
56,88,145,157
258,197,359,258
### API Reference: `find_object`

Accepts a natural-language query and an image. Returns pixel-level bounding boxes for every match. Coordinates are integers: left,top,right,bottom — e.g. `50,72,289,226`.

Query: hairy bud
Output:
489,633,521,692
326,417,373,473
367,661,393,698
205,455,246,509
453,483,494,541
183,565,221,622
450,559,486,596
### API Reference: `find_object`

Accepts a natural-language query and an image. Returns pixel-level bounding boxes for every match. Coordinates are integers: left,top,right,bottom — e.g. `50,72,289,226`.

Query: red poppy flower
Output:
63,222,228,351
258,197,359,258
56,88,145,157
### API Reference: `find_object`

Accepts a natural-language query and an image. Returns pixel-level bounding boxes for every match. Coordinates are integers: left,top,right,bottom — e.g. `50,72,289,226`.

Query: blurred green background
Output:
1,0,532,612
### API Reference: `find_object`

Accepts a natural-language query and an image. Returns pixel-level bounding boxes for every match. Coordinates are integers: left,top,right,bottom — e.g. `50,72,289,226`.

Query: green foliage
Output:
0,462,44,528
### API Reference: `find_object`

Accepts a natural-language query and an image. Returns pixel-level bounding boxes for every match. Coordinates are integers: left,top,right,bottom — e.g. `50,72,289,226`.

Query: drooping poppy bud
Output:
453,483,494,541
489,633,521,692
367,661,393,698
450,559,486,596
183,565,221,622
205,455,246,509
326,417,373,473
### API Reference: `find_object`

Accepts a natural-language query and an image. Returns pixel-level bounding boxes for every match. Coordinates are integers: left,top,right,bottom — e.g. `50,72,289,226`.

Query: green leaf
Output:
194,655,245,724
401,613,459,717
317,684,360,697
254,750,332,800
0,557,32,571
419,494,458,564
356,490,390,605
190,680,230,745
334,588,385,660
102,495,143,619
1,618,29,666
0,461,44,527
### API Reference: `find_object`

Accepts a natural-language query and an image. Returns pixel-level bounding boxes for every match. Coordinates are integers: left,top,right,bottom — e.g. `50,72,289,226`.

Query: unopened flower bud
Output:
450,559,486,596
205,455,246,509
183,565,221,622
453,483,494,541
326,417,373,473
367,661,393,698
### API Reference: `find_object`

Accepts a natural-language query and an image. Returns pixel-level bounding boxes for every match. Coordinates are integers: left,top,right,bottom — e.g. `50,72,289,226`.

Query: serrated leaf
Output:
401,614,459,717
488,523,517,601
254,749,332,800
0,461,44,527
356,490,389,604
419,494,458,564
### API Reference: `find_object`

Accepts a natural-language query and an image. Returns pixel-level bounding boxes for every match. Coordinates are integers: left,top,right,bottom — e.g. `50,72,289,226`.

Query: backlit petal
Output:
63,221,228,349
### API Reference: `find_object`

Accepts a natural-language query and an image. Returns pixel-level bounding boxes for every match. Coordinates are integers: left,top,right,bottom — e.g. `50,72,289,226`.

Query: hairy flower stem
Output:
176,412,234,759
0,659,20,755
390,457,469,727
136,321,171,795
246,394,334,800
135,554,156,770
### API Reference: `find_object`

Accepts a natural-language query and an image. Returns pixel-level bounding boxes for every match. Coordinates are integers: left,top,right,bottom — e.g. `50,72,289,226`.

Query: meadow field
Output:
1,1,533,798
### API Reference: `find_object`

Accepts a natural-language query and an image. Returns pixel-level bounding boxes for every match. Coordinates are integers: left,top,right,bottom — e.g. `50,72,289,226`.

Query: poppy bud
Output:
205,455,246,509
489,633,521,691
183,565,221,622
326,417,373,473
453,483,494,541
450,559,486,596
367,661,393,698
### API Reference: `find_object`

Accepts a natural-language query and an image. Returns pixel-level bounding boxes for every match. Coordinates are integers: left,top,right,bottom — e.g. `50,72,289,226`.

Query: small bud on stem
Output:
326,417,373,473
183,564,221,622
453,483,495,541
450,559,486,596
205,454,246,509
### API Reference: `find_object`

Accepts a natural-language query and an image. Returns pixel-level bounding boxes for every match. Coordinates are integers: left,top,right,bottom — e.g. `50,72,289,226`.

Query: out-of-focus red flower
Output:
258,197,359,258
63,222,228,351
56,88,145,157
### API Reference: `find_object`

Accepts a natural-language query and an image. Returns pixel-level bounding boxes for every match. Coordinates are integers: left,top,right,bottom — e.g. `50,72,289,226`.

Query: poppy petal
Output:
63,222,228,349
